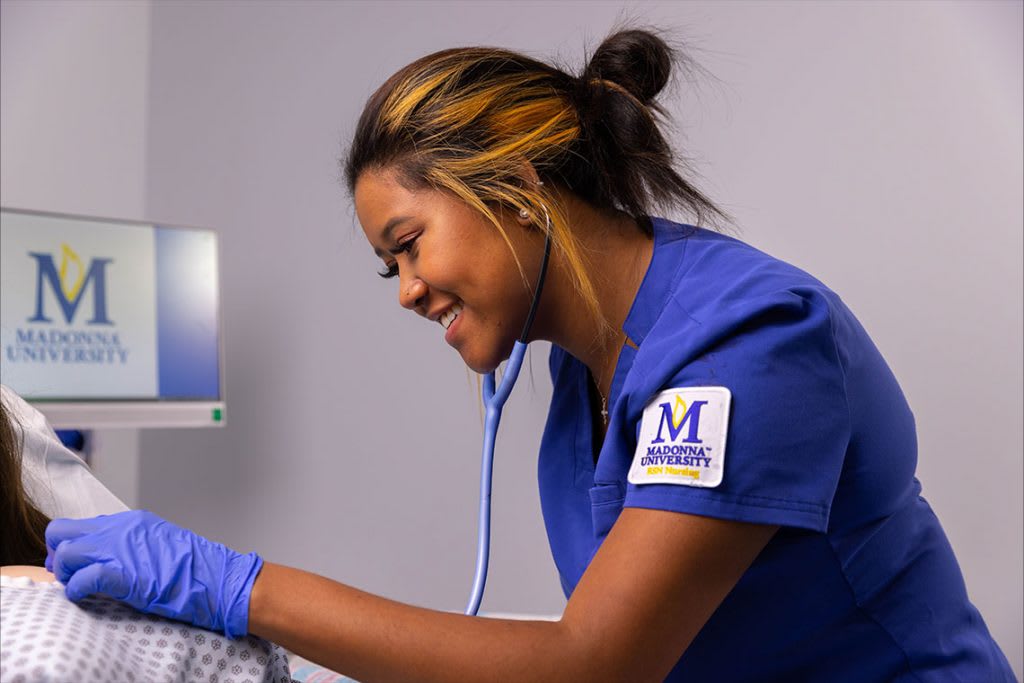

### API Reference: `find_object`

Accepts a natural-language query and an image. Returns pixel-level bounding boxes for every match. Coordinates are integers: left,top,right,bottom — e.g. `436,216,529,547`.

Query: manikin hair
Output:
0,394,50,567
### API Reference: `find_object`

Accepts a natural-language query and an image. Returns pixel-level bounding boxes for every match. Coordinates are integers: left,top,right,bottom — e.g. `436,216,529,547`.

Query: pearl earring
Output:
519,181,543,220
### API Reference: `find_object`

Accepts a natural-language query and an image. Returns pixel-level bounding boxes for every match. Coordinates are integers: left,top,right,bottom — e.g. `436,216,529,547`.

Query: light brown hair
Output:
0,393,50,566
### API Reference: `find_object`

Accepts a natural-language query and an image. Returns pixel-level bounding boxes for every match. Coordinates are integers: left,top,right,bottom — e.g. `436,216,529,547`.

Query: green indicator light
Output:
212,408,223,422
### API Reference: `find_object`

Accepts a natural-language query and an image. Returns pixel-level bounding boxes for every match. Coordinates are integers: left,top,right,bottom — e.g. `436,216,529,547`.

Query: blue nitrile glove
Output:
44,510,263,639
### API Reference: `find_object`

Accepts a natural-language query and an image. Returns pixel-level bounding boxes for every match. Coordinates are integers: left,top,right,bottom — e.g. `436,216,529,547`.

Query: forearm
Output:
248,561,581,683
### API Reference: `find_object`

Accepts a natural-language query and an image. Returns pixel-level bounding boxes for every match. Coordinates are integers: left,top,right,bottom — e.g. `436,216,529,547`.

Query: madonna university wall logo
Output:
29,244,114,325
5,243,129,365
628,386,731,488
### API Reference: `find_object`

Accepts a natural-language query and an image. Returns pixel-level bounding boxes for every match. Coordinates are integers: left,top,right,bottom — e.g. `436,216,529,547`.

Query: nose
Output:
398,272,428,313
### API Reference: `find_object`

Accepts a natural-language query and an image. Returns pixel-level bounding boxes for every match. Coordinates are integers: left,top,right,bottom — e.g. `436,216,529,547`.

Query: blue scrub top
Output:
538,217,1015,682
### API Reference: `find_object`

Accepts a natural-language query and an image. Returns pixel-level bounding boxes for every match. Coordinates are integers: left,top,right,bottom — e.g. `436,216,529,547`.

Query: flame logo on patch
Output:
58,243,85,302
672,394,688,429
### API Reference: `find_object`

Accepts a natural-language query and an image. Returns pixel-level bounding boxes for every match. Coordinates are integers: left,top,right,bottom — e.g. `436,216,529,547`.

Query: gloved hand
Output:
45,510,263,639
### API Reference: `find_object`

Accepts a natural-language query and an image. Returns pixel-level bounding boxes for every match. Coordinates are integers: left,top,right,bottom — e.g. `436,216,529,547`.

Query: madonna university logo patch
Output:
628,387,731,488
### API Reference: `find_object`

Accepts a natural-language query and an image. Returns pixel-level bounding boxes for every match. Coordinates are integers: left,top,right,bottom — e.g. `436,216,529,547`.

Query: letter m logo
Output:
651,395,707,444
28,245,113,325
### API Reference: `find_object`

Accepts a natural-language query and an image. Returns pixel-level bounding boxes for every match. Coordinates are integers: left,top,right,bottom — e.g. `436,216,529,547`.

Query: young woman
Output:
43,28,1015,682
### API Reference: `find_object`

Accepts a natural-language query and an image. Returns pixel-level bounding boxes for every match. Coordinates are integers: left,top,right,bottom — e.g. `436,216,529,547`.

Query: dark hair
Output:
343,23,729,332
0,394,51,566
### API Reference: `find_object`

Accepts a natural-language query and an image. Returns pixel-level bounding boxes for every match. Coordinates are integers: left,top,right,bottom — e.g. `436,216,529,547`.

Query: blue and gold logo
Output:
651,395,707,445
629,387,730,488
29,244,113,325
640,394,712,473
5,244,128,365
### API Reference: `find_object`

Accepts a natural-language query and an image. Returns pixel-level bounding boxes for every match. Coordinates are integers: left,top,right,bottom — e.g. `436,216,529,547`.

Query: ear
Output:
514,159,544,227
515,159,542,190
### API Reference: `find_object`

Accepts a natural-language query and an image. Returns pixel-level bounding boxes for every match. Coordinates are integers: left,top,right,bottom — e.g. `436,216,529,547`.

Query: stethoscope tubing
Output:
464,340,528,616
464,205,552,617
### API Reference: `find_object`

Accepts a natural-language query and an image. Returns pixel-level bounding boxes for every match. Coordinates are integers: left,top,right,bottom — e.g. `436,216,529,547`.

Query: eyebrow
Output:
372,215,414,258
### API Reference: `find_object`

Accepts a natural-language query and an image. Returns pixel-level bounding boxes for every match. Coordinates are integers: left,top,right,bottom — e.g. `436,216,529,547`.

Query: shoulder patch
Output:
628,386,731,488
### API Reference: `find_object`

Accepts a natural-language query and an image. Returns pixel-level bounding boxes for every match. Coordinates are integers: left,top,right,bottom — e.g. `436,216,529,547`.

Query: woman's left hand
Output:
45,510,263,639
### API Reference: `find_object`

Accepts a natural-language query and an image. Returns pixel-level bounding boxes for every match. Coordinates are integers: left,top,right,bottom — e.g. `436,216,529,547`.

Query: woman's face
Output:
354,168,543,373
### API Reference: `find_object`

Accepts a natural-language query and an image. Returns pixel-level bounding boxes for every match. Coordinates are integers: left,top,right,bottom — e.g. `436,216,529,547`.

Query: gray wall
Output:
0,0,149,507
2,0,1020,675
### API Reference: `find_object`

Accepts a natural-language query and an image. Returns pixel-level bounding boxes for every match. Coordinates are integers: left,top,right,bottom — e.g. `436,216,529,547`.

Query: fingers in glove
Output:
45,515,115,555
51,538,108,585
45,518,82,560
45,512,136,574
63,561,128,602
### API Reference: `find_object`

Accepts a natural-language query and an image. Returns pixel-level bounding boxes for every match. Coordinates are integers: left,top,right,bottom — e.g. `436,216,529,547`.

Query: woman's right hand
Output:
45,509,264,639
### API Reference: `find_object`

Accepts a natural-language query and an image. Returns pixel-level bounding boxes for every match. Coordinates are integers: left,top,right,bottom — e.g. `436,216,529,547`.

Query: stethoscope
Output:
464,205,553,617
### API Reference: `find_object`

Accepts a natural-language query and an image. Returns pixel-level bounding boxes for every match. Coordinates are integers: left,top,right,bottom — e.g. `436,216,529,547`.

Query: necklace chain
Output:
594,379,609,427
594,335,626,429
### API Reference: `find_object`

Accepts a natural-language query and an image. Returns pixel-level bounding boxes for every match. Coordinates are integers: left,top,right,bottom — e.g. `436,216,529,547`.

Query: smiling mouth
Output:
440,302,464,330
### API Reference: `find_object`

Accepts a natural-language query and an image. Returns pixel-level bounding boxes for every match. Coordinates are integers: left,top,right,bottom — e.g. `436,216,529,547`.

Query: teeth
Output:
441,302,464,330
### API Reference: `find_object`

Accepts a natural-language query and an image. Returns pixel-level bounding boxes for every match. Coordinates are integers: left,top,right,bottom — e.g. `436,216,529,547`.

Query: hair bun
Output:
581,29,673,105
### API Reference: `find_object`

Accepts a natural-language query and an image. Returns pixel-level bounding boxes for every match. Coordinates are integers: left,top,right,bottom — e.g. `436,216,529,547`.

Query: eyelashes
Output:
377,234,419,279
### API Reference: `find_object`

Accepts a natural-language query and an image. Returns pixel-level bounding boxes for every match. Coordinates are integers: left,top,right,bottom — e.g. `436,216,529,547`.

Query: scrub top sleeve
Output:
623,291,851,532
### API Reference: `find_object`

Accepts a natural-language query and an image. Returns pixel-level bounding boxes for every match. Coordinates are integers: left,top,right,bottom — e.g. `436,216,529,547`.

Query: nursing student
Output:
44,27,1016,682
